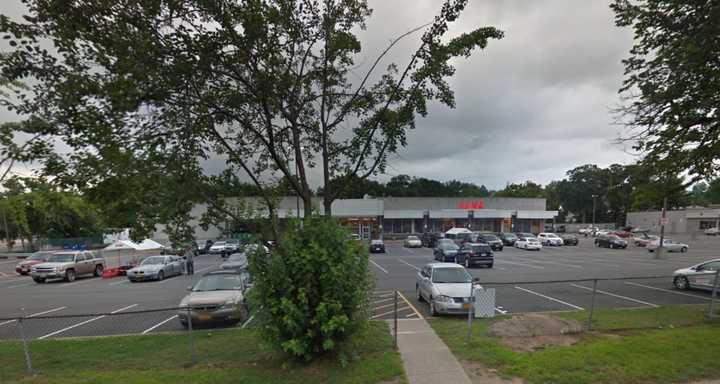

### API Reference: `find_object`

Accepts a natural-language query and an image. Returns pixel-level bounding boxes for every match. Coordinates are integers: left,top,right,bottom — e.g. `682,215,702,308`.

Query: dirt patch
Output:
488,314,583,352
461,360,525,384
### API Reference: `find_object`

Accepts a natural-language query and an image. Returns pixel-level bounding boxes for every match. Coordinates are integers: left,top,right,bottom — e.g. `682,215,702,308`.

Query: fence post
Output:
17,317,33,375
709,270,720,319
466,284,474,344
393,290,398,348
586,279,598,331
186,307,196,364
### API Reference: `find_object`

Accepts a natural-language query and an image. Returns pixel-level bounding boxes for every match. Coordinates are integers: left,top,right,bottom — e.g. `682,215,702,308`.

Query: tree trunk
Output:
303,194,313,219
323,197,332,218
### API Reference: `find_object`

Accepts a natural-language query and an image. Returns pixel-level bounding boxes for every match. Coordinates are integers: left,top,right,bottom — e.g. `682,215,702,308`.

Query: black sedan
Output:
595,235,627,249
474,233,504,251
421,232,442,248
433,242,459,262
370,239,386,253
561,234,579,246
496,232,518,246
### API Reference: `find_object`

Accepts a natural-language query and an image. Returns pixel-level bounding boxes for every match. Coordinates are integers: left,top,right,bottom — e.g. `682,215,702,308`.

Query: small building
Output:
626,207,720,234
152,196,557,241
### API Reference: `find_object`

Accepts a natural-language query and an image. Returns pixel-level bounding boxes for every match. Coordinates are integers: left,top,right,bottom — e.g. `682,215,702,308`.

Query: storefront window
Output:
699,220,717,230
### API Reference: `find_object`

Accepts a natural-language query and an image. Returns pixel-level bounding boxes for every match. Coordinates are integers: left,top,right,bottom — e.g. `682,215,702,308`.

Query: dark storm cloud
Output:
0,0,638,189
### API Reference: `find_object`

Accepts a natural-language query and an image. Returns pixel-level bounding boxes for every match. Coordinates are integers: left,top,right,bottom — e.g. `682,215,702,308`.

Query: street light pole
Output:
591,194,598,228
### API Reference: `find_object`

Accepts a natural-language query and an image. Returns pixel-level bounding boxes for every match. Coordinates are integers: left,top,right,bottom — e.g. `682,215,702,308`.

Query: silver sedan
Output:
415,263,480,316
127,255,184,282
673,259,720,291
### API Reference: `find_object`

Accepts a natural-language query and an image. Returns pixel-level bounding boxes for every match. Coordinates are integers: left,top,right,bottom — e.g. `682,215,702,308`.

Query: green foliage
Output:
493,181,544,198
611,0,720,181
248,217,371,361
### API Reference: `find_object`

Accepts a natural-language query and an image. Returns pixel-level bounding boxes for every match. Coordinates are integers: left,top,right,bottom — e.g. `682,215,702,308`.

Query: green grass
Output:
0,321,405,384
431,305,720,384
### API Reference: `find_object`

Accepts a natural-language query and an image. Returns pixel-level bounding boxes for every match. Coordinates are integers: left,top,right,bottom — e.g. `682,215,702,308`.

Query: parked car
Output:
612,230,633,238
434,242,460,262
220,252,249,271
197,240,214,254
208,241,228,255
634,233,659,247
537,233,563,246
456,243,494,268
705,227,719,236
672,259,720,291
595,229,611,237
421,232,442,248
31,251,105,283
560,234,579,246
370,239,386,253
444,228,473,246
178,270,250,328
515,235,542,251
209,240,242,256
127,255,184,282
472,233,503,251
595,235,628,249
579,227,598,236
647,239,689,253
496,232,518,246
404,235,422,248
15,251,53,275
415,262,480,316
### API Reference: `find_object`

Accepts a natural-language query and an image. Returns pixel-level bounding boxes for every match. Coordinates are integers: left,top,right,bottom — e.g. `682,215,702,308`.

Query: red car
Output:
612,230,633,238
15,251,53,275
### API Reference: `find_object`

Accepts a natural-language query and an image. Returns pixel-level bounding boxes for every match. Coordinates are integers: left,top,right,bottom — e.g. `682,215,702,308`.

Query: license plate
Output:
198,313,211,321
462,303,471,309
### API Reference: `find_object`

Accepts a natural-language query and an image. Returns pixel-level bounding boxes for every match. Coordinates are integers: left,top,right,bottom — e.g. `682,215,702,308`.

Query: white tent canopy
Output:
138,239,164,250
445,227,472,236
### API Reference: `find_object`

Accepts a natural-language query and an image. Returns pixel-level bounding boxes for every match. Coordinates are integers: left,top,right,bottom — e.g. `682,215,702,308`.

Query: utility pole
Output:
2,205,9,249
656,197,668,260
591,194,598,229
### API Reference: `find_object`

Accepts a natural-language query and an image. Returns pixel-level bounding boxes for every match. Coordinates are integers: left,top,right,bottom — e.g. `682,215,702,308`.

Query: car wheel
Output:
94,265,103,277
157,271,164,281
674,276,690,290
488,263,494,269
681,247,688,253
416,285,424,302
65,269,76,282
33,277,45,284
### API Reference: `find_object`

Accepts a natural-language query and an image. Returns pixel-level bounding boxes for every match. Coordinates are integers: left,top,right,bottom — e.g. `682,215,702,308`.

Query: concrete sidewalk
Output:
392,318,471,384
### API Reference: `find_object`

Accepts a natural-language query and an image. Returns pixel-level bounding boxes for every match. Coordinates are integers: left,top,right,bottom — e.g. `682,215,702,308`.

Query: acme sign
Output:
457,200,485,209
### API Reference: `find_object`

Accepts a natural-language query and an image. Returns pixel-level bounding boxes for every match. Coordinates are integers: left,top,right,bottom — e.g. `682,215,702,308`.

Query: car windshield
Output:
228,253,247,262
213,242,226,246
526,237,537,241
141,257,166,266
547,234,559,238
29,252,51,261
47,254,75,263
192,275,243,291
432,268,472,284
227,239,240,244
407,236,419,241
440,243,459,250
609,236,621,240
480,235,498,241
503,233,517,239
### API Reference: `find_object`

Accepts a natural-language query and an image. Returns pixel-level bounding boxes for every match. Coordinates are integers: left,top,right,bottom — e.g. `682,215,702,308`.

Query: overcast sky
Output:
1,0,638,189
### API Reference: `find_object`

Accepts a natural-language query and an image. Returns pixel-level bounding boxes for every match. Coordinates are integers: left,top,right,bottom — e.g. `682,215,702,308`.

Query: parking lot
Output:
0,255,225,339
369,235,719,319
1,235,717,339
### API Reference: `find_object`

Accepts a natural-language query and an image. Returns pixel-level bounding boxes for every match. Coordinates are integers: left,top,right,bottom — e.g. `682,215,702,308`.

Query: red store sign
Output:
457,200,485,209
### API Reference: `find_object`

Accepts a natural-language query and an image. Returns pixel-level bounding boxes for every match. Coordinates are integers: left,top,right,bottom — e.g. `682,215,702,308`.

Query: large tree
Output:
611,0,720,181
0,0,502,223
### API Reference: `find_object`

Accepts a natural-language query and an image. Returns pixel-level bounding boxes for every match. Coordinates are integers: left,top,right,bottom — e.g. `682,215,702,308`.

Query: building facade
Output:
626,207,720,234
152,196,557,242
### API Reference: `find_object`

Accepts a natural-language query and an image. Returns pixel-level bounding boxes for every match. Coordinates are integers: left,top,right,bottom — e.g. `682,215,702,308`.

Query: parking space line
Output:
625,282,712,301
59,277,103,288
0,277,29,284
0,260,20,265
514,286,584,310
513,258,583,269
8,282,33,289
406,313,418,318
495,307,508,314
372,297,395,305
194,265,216,274
141,315,178,334
369,259,389,274
241,314,255,329
495,260,545,269
1,306,68,326
403,247,415,254
371,306,411,319
109,279,130,286
398,259,420,271
569,284,659,307
37,304,138,339
374,302,399,311
397,290,424,320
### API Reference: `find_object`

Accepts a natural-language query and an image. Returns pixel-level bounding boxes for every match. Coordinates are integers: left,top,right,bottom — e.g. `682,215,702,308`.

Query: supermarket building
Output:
159,196,557,241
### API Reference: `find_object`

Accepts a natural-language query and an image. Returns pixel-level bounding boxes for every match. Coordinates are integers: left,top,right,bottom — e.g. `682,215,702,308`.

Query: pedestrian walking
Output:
184,245,195,275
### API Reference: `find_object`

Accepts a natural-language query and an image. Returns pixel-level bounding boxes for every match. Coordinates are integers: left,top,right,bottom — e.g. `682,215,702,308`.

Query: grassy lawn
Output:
431,305,720,384
0,321,405,384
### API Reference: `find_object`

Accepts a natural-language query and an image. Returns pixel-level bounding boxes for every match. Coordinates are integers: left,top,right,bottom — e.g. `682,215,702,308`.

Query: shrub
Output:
248,216,371,361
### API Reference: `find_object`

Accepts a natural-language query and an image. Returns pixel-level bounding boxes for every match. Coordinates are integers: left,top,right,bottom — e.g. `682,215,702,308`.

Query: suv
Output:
456,243,494,268
595,235,627,249
496,232,518,246
472,233,504,251
31,251,105,283
421,232,441,248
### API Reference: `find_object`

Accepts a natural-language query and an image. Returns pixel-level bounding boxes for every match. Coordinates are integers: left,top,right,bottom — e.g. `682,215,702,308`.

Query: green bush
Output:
248,217,371,361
